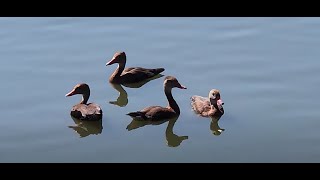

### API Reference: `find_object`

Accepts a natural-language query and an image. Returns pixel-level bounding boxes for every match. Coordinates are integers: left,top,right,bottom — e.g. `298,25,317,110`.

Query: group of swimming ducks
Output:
65,51,225,123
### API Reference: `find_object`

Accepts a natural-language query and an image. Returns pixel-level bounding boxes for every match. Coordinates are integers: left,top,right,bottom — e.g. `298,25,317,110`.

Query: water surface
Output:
1,17,319,162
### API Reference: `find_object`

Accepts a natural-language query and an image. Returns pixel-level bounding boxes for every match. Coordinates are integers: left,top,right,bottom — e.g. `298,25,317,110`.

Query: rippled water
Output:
1,17,320,162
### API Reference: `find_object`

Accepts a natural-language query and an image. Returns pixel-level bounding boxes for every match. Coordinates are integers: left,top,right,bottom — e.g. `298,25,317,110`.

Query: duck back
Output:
71,103,102,121
191,95,211,116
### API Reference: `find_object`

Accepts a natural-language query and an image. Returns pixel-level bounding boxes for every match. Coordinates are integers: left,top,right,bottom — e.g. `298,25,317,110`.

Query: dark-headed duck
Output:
127,76,186,121
65,83,102,121
106,52,165,84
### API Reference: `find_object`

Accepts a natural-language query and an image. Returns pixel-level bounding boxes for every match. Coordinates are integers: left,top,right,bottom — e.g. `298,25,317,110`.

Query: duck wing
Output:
190,96,211,116
71,103,102,121
127,106,176,121
121,67,164,83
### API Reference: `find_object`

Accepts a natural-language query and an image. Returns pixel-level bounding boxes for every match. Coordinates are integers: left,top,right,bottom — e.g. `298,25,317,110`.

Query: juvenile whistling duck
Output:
191,89,224,117
65,83,102,121
127,76,186,121
106,52,165,84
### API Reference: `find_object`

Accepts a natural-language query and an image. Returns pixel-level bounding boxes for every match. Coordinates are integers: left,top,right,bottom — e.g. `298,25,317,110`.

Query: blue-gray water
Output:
1,17,319,162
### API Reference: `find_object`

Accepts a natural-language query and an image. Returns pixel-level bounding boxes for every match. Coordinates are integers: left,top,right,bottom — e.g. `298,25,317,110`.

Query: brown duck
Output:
65,83,102,121
106,52,165,84
191,89,224,117
127,76,186,121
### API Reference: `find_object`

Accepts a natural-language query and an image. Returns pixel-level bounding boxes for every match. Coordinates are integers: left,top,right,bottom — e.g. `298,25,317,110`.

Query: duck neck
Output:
110,61,126,81
212,102,224,115
164,87,180,114
80,91,90,104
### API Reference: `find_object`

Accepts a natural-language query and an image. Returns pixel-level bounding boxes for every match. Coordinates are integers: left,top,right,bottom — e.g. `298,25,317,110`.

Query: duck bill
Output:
177,84,187,89
217,99,224,105
65,89,76,97
217,99,224,113
106,58,116,66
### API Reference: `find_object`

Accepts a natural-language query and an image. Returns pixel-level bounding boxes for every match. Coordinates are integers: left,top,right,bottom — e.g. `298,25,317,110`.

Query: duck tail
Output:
152,68,165,75
127,111,145,118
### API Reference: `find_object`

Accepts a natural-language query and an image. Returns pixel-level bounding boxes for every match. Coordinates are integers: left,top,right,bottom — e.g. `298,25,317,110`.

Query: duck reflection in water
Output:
210,115,225,136
126,115,188,147
108,74,163,107
68,116,103,138
108,83,128,107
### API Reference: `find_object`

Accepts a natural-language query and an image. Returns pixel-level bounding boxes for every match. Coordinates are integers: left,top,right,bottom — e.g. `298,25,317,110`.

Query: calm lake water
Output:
1,17,320,163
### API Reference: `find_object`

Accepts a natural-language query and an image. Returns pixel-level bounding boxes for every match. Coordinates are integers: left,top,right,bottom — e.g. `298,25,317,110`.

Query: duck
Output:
65,83,102,121
191,89,224,117
127,76,186,121
106,52,165,84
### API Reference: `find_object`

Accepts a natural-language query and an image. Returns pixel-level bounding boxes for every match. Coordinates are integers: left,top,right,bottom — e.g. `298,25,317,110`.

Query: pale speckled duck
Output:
191,89,224,117
65,83,102,121
106,51,165,84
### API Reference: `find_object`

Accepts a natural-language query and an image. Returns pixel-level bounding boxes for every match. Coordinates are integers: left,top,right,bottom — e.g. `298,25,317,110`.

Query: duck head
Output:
106,51,126,66
209,89,224,114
